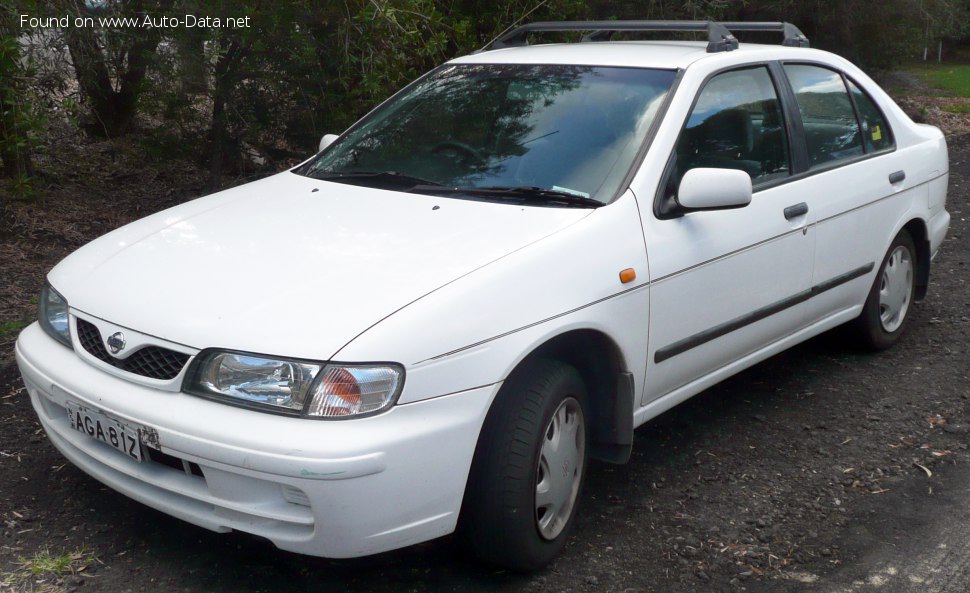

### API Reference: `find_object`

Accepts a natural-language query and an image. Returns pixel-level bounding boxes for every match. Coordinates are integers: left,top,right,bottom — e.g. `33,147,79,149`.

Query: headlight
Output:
39,283,71,347
185,350,403,418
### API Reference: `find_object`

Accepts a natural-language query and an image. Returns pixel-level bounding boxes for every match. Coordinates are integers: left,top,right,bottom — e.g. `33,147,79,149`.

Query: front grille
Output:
76,318,190,380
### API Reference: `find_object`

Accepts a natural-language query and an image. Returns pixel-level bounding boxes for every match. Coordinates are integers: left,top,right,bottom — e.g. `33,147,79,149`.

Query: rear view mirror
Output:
318,134,339,152
677,168,752,211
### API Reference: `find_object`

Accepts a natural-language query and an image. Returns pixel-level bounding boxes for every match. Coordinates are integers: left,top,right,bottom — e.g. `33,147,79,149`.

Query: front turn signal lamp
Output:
184,349,403,419
305,365,403,417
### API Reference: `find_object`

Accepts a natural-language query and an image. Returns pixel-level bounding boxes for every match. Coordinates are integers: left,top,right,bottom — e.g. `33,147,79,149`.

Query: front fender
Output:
333,191,652,405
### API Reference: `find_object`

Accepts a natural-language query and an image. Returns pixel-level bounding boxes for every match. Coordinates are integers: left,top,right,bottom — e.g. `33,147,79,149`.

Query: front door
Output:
639,65,816,404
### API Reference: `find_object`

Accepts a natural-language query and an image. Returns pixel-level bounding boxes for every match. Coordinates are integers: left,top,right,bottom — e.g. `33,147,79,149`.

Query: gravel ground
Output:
1,121,968,593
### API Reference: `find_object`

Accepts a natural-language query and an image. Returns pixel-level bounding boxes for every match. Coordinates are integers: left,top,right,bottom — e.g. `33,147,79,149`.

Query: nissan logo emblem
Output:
106,332,126,354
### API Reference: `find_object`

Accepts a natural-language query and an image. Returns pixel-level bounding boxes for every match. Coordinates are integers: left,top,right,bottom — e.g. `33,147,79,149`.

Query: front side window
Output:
784,64,864,169
675,66,790,188
664,66,791,208
848,80,894,153
297,65,677,205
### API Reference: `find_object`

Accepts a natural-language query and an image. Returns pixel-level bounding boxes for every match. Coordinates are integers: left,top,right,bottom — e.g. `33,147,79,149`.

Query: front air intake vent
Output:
76,318,190,381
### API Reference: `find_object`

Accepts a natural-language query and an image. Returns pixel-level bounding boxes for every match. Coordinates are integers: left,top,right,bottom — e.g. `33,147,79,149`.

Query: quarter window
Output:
674,67,790,188
784,65,863,169
848,80,894,153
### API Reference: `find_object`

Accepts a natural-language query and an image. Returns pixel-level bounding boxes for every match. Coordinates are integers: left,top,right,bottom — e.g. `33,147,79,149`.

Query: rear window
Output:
847,79,894,153
784,64,863,169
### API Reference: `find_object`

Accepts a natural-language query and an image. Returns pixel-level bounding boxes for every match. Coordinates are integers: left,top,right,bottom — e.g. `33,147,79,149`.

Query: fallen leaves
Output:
914,462,933,478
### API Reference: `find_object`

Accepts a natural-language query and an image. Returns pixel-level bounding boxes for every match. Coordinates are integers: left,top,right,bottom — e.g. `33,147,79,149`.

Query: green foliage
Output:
0,319,29,339
0,0,44,195
5,546,97,592
21,548,77,575
333,0,587,131
142,0,591,178
943,102,970,114
340,1,458,114
6,0,970,189
722,0,970,70
585,0,732,20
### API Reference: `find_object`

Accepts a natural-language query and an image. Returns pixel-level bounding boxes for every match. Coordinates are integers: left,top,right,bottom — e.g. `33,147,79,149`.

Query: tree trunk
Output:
177,28,208,94
61,1,161,136
208,37,246,189
0,12,33,181
0,105,33,180
64,24,117,135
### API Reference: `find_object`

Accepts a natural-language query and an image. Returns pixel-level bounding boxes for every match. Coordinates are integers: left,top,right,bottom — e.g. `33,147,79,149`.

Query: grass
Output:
896,62,970,118
0,319,29,339
22,550,77,576
942,102,970,114
2,547,97,593
905,63,970,97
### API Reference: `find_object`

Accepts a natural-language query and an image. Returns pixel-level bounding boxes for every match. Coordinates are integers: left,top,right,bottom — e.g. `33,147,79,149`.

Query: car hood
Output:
50,172,591,360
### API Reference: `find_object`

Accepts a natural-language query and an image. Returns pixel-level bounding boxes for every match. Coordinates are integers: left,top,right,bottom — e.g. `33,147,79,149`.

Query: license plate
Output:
66,402,143,462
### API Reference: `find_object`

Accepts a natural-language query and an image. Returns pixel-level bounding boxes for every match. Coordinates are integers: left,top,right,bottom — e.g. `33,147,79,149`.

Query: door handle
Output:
784,202,808,220
889,170,906,184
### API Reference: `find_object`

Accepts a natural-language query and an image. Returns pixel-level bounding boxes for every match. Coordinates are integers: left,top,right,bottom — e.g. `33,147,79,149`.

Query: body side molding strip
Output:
654,262,874,364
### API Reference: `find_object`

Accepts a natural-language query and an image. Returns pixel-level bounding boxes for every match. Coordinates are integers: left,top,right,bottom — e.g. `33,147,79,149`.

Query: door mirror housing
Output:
318,134,340,152
677,168,752,211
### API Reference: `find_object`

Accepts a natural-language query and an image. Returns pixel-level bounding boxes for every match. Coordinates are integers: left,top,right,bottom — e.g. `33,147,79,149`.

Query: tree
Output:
0,1,38,192
728,0,970,69
58,0,165,136
8,0,970,197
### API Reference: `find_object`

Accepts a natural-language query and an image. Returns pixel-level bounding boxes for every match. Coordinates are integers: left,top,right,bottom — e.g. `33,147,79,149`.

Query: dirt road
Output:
1,133,967,593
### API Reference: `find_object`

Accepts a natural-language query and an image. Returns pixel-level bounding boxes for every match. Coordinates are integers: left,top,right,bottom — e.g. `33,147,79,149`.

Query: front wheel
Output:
460,359,588,571
851,229,916,350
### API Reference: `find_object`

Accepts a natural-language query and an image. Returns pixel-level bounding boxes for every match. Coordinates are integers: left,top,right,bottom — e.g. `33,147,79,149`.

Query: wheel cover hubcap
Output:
878,245,914,333
535,397,585,541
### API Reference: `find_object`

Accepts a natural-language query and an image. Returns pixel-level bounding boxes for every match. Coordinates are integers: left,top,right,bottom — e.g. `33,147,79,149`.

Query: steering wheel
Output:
431,141,483,163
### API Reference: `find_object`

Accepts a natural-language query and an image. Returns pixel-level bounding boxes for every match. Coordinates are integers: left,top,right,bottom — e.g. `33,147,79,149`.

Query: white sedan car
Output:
16,21,949,570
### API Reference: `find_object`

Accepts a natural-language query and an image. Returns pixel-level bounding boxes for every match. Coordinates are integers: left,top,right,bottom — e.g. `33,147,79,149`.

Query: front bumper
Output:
15,322,498,558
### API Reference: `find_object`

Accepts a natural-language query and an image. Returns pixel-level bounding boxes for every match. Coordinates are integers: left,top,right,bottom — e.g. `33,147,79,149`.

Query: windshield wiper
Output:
410,185,602,208
312,170,445,188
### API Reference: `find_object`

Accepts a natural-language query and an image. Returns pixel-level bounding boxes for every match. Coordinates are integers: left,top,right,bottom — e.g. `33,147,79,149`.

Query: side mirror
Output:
677,168,752,211
318,133,339,152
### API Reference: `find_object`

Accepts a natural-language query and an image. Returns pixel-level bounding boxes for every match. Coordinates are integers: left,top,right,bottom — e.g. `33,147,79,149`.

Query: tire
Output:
460,359,588,571
851,229,917,350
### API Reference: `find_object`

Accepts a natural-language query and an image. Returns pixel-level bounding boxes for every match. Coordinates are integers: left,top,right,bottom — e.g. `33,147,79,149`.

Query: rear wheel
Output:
851,230,916,350
460,359,588,571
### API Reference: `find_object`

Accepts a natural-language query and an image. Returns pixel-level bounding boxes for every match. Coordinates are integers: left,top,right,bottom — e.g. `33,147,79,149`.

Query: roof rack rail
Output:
483,20,809,53
488,21,738,53
720,22,810,47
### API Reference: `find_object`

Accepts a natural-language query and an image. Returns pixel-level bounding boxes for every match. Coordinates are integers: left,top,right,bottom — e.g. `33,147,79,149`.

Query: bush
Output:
0,2,43,195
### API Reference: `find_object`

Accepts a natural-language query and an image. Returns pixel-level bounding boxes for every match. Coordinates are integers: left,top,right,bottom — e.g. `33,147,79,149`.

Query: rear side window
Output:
784,64,863,169
675,66,790,186
848,80,894,153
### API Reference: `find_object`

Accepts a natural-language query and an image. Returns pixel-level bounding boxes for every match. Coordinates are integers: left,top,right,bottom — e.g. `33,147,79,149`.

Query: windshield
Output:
296,64,677,205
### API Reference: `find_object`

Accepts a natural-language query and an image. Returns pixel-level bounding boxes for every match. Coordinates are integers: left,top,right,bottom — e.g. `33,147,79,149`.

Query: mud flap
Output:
589,371,634,464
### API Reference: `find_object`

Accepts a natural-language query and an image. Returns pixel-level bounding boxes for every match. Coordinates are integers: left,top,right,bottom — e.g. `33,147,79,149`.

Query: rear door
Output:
779,63,918,320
